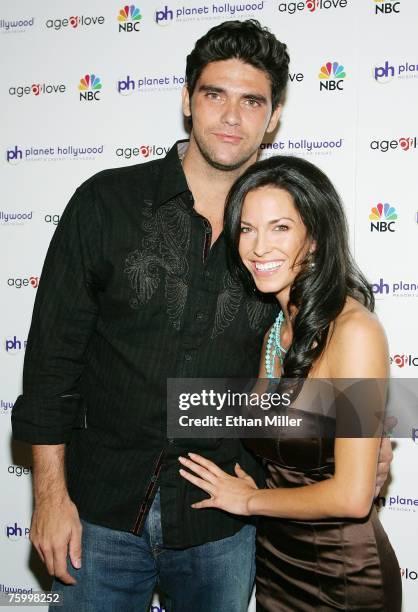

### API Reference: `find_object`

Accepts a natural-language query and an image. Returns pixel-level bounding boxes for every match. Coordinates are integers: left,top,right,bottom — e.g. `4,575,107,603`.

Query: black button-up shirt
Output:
12,141,277,548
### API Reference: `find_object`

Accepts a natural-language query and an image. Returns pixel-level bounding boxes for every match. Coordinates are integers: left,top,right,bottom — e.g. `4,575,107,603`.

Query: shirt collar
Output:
155,139,191,207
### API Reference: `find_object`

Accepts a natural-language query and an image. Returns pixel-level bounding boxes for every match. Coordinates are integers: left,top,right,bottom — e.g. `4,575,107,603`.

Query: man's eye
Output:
245,99,260,107
240,226,252,233
206,92,220,100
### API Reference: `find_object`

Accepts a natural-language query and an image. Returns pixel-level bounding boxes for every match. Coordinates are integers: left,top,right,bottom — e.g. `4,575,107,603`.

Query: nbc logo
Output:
318,62,346,91
118,5,142,32
369,203,397,232
373,0,400,15
78,74,102,101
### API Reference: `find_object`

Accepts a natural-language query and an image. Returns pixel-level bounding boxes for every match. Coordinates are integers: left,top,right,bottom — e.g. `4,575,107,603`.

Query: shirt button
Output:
185,352,192,361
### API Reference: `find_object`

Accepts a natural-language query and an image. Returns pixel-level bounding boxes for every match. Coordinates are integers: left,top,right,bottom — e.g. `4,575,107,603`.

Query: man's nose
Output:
221,99,241,126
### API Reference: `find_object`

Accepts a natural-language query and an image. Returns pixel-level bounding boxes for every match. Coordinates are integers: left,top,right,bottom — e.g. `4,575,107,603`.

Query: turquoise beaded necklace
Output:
265,311,287,378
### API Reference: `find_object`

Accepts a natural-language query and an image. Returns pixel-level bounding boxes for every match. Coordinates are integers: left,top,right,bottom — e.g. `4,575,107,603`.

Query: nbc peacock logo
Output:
369,202,398,232
78,74,102,101
373,0,401,15
118,5,142,32
318,61,346,91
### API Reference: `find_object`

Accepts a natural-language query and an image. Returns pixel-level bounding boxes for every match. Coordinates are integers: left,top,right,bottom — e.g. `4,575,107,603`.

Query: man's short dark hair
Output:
186,19,290,110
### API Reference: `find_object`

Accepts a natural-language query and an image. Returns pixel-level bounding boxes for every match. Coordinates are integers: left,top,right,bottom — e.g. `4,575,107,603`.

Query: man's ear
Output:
266,104,282,134
182,85,191,118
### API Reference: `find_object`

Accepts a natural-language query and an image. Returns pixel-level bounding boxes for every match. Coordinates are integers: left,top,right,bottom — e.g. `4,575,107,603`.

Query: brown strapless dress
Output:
244,420,402,611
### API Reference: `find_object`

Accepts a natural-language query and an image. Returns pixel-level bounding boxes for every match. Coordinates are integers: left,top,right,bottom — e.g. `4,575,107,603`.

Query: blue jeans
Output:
52,490,255,611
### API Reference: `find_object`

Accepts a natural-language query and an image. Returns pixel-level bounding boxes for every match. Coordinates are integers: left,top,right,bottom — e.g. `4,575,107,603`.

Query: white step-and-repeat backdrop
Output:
2,1,417,610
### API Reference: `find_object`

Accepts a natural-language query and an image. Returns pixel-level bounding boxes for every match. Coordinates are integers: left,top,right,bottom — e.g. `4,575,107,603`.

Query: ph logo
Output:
118,5,142,32
117,75,135,95
78,74,102,101
374,0,401,15
369,203,397,232
4,336,27,354
374,60,395,83
6,146,23,165
318,62,346,91
155,6,174,24
372,278,389,295
5,522,30,541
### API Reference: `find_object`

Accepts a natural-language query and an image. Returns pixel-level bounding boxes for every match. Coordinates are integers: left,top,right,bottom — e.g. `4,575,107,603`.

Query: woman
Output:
178,156,401,611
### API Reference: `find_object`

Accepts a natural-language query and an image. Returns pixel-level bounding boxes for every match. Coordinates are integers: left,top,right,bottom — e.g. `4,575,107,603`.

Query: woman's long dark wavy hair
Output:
224,155,375,379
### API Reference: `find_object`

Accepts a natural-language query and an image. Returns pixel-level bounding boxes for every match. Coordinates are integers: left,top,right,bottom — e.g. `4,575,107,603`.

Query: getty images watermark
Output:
167,378,418,439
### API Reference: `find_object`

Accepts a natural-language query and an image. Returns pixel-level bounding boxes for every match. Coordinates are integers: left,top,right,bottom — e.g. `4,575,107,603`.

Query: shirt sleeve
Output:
12,181,103,444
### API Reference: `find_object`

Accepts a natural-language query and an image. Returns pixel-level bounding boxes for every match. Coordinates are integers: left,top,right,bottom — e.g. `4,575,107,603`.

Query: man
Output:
12,20,391,612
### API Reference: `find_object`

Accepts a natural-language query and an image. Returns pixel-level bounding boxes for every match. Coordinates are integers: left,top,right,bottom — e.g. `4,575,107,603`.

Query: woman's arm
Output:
179,309,389,520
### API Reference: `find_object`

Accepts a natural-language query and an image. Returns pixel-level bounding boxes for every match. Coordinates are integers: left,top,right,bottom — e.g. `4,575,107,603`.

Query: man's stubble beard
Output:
193,130,260,172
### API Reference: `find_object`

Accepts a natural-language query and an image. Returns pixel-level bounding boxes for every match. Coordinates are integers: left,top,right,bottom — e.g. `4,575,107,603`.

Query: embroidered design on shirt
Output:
246,295,278,331
124,198,191,330
211,271,244,339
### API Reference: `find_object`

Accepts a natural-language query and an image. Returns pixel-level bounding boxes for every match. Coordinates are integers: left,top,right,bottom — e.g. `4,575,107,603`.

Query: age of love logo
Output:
115,144,171,159
278,0,347,14
373,0,400,15
369,203,397,232
8,82,66,98
7,276,39,289
118,5,142,32
45,15,105,30
78,74,102,101
370,137,417,152
390,354,418,368
318,62,346,91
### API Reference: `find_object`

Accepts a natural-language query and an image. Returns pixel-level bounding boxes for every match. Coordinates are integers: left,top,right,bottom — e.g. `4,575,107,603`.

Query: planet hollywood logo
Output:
374,60,418,84
375,494,418,513
318,62,346,91
5,144,104,164
391,354,418,368
79,74,102,101
8,82,66,98
0,17,35,33
370,137,417,152
0,584,33,596
4,522,30,541
369,203,397,232
0,210,33,225
45,15,105,30
117,74,186,94
372,278,418,298
7,276,39,289
118,5,142,32
259,137,343,158
278,0,347,14
373,0,400,15
154,2,265,25
4,336,27,354
116,144,171,160
0,400,14,416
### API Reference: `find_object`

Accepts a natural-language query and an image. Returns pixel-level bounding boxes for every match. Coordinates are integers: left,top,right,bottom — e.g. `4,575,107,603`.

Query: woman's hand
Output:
179,453,258,516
